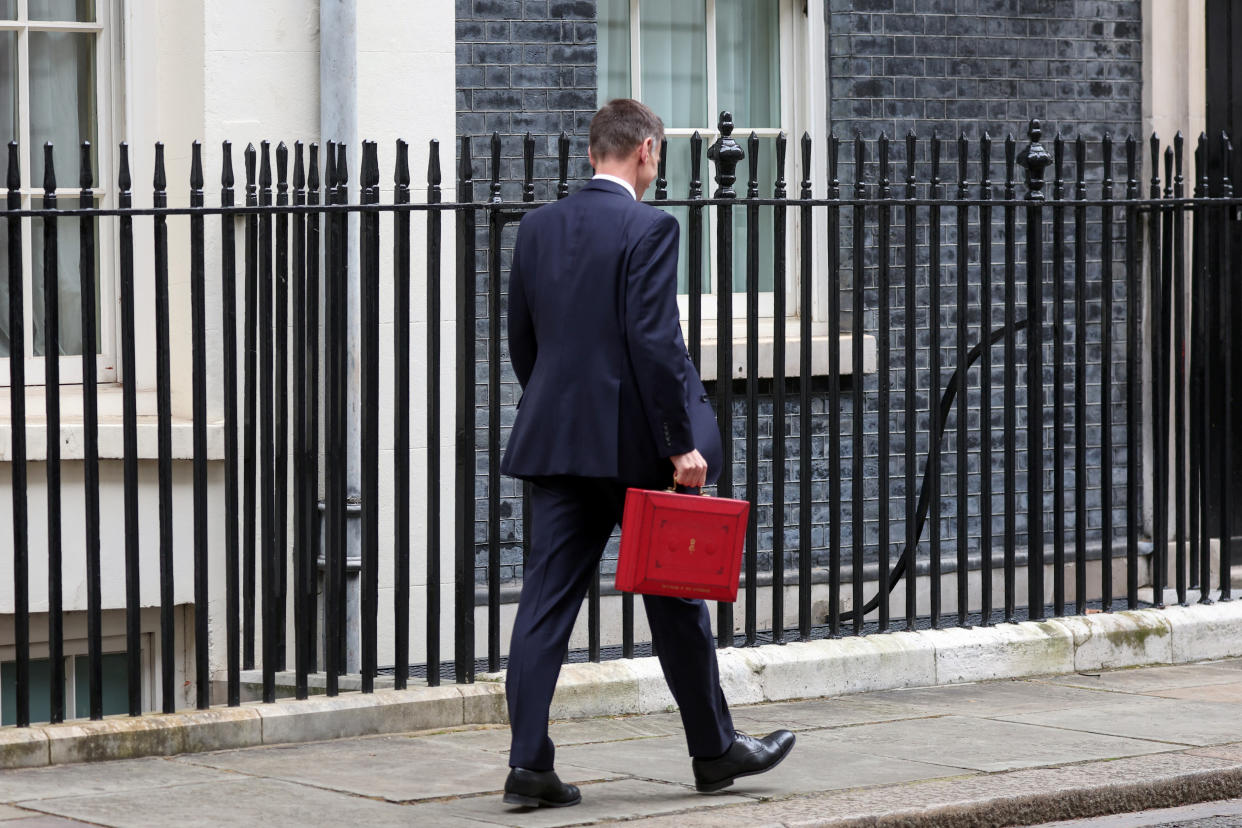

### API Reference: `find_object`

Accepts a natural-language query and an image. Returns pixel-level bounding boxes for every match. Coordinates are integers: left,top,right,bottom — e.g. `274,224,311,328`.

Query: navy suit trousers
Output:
506,476,735,771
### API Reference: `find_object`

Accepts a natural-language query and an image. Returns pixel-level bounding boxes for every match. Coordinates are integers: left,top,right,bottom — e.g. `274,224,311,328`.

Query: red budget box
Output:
615,488,750,602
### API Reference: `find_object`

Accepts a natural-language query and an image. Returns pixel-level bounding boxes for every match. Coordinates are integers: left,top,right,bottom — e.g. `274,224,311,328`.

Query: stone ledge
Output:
2,682,507,770
5,602,1241,768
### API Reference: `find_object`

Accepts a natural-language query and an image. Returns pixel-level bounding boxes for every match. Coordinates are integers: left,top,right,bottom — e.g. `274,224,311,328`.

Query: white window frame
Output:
604,0,871,378
0,634,152,723
0,0,117,388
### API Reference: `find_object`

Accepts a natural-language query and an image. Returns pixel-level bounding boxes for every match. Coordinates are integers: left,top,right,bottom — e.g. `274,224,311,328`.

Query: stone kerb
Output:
5,602,1242,769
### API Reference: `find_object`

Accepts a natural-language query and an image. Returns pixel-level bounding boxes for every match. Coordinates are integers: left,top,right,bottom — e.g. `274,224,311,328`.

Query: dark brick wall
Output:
827,0,1142,143
456,0,597,200
823,0,1143,585
458,0,1146,592
457,0,602,582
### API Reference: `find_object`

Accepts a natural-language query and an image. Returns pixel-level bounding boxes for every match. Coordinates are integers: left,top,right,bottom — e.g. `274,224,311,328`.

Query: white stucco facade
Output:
0,0,457,714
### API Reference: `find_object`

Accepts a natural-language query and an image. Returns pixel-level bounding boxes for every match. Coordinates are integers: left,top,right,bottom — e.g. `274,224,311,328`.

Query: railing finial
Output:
707,111,744,198
1017,118,1053,200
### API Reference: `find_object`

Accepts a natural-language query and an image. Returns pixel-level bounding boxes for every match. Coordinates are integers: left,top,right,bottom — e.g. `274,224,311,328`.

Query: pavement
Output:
7,659,1242,827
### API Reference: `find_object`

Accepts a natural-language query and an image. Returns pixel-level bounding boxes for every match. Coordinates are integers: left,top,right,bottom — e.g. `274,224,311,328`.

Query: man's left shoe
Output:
691,730,796,793
503,767,582,808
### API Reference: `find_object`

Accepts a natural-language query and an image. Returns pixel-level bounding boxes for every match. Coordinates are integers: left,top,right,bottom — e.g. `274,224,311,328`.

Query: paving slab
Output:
1000,696,1242,747
1186,742,1242,762
864,678,1121,717
625,751,1242,827
553,729,961,797
176,734,621,802
16,777,464,828
727,697,929,731
0,806,43,821
0,757,233,802
1040,663,1242,693
1149,682,1242,703
815,714,1177,772
399,778,753,828
0,817,99,827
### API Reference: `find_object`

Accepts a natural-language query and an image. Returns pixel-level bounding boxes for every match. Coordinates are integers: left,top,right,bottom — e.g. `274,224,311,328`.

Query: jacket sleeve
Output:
508,223,536,390
625,211,694,458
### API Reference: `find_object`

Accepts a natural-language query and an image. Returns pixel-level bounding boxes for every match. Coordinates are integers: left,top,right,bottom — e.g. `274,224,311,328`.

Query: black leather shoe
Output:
503,767,582,808
691,730,796,793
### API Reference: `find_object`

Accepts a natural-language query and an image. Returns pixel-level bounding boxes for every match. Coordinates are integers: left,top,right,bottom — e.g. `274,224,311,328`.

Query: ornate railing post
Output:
707,111,744,648
1017,119,1053,618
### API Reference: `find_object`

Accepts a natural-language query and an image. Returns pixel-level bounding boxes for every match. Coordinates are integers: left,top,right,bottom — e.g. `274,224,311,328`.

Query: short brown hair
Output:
589,99,664,162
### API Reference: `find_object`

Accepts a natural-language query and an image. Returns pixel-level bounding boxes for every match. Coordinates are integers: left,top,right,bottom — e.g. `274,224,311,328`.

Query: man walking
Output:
500,98,795,809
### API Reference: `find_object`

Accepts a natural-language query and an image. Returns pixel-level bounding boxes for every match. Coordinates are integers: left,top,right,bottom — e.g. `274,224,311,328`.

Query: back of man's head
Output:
589,99,664,162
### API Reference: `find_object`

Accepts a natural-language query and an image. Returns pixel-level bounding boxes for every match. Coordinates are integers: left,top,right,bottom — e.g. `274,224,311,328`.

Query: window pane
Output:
29,31,97,190
639,0,707,129
657,137,711,295
0,30,16,144
74,654,131,718
32,196,100,356
0,1,14,20
29,0,94,22
597,0,631,107
730,137,778,291
1,658,53,726
716,0,781,129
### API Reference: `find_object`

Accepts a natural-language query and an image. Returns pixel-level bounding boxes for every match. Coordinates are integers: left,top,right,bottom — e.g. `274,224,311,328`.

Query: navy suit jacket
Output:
500,178,721,488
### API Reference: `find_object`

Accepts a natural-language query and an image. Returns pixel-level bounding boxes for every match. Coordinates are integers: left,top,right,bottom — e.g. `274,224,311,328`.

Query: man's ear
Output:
638,136,654,164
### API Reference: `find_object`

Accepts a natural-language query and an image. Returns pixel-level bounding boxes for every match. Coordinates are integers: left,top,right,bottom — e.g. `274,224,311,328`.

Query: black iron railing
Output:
2,117,1240,729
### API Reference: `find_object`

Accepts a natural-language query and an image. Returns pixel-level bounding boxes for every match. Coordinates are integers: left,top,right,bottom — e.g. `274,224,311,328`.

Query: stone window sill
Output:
0,385,224,462
693,324,877,383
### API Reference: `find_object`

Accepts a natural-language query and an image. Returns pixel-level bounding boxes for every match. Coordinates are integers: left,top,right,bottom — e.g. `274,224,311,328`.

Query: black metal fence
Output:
2,116,1239,728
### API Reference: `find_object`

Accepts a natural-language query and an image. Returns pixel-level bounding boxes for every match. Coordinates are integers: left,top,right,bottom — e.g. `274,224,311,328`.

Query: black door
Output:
1205,0,1242,555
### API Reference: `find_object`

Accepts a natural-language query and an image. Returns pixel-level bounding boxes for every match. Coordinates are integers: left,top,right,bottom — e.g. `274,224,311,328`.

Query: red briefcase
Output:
615,488,750,602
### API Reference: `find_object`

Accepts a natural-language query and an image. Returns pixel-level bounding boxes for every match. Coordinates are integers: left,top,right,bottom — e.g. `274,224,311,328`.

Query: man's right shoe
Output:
502,767,582,808
691,730,796,793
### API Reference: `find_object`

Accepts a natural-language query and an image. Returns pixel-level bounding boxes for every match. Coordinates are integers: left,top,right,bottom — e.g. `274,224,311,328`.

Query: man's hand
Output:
670,449,708,489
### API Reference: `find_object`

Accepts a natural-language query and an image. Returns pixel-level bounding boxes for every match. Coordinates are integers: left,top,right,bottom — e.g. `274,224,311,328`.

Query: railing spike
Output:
7,140,18,192
324,140,337,190
774,131,787,199
654,136,668,200
1150,132,1161,199
489,131,502,203
308,143,320,191
689,130,703,199
220,141,233,190
276,141,288,188
394,138,409,188
80,141,93,190
293,140,305,191
957,133,968,198
426,139,440,190
557,132,569,199
43,142,55,193
117,142,130,193
259,140,272,189
1075,135,1087,199
522,132,535,202
458,135,472,184
152,142,164,193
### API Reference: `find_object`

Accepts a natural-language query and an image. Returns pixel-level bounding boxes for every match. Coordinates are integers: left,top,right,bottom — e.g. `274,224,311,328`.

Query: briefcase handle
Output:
669,484,710,497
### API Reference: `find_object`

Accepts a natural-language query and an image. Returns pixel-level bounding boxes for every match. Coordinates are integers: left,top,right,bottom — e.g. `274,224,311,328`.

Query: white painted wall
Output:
2,1,458,696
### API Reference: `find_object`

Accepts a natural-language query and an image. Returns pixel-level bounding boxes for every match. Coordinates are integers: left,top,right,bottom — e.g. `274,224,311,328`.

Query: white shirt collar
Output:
592,173,637,200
